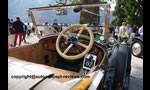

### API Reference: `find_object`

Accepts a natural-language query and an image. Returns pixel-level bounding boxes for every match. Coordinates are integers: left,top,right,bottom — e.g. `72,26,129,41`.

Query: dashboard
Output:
42,37,99,55
40,36,105,68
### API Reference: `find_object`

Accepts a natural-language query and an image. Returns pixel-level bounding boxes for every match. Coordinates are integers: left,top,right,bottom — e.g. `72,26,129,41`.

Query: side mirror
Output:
73,6,83,13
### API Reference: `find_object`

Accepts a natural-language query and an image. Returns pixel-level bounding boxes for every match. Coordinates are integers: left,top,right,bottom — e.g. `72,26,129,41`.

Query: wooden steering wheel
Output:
56,24,94,60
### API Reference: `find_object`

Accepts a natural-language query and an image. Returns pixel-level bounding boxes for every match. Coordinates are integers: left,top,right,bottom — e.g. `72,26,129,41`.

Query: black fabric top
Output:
13,21,24,33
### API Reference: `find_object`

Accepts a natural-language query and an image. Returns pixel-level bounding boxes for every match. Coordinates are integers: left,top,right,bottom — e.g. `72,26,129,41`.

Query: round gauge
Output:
100,36,104,41
44,42,49,48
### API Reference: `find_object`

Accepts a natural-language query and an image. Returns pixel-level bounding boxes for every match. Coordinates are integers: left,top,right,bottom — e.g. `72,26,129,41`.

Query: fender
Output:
99,45,119,90
133,36,143,42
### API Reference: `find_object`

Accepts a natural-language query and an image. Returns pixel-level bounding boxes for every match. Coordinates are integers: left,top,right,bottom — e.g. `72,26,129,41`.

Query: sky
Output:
107,0,116,11
8,0,116,23
110,2,116,11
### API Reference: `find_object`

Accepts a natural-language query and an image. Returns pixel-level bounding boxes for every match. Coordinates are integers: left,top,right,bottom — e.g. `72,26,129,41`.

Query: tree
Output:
111,0,143,27
72,0,80,4
111,0,126,25
124,0,143,27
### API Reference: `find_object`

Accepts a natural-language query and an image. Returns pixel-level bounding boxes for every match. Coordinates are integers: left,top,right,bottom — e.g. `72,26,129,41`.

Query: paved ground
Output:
12,33,40,46
12,33,143,90
129,56,143,90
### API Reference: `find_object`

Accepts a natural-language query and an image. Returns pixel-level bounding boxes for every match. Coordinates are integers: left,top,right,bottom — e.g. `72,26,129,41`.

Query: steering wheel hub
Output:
67,35,78,44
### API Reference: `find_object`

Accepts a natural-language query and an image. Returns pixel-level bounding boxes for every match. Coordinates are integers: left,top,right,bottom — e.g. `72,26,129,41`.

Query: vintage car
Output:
8,2,131,90
131,33,143,58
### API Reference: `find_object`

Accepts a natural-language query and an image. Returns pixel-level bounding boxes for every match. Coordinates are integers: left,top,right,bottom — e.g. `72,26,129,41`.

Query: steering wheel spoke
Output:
75,27,85,39
76,42,88,48
63,43,74,55
61,33,67,38
78,27,84,34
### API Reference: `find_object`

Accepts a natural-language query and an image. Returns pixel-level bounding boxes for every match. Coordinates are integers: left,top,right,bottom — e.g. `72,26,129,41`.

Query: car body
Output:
8,2,131,90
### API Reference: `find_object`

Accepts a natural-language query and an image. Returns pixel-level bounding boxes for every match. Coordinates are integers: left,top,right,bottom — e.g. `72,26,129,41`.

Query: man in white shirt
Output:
118,22,128,42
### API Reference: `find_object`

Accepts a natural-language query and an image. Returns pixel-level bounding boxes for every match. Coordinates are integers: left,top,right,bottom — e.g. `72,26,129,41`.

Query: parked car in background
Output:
131,34,143,58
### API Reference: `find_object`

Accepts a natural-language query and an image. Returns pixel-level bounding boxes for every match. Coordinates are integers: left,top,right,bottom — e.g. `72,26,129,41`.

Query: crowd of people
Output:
8,16,143,48
8,17,34,48
37,19,71,37
108,22,143,43
39,19,61,36
8,17,62,48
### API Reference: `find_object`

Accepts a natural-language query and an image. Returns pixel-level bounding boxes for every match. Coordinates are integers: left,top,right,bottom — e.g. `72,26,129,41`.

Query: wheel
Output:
112,44,131,90
131,40,143,58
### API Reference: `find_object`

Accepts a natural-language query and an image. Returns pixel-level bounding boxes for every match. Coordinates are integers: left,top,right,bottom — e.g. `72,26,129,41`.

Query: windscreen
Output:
33,8,80,25
30,5,105,36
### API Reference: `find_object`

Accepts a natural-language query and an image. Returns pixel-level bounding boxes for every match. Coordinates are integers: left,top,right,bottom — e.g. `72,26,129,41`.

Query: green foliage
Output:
72,0,80,4
111,18,122,26
111,0,143,27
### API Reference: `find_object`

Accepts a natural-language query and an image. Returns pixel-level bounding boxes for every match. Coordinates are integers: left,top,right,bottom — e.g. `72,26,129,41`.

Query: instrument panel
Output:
42,37,99,55
43,38,56,50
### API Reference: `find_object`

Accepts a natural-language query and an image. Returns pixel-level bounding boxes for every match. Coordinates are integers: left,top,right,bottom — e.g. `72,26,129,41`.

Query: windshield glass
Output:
29,4,107,36
33,8,80,25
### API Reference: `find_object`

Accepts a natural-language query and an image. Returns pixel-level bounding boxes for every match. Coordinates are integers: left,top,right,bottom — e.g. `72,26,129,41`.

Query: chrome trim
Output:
132,43,142,56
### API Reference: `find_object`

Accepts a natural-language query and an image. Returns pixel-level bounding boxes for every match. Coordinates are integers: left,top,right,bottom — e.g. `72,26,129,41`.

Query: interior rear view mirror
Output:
56,9,68,15
56,0,67,4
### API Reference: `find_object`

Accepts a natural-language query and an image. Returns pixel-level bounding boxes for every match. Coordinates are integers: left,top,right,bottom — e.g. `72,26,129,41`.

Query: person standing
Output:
128,28,135,44
52,19,59,32
113,24,117,30
127,24,132,37
26,23,32,37
127,24,138,43
89,22,96,31
10,19,14,23
13,17,24,47
60,23,63,31
132,24,138,36
114,26,119,40
32,26,35,35
109,24,115,37
44,22,49,35
118,22,128,42
22,24,27,43
8,18,15,47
